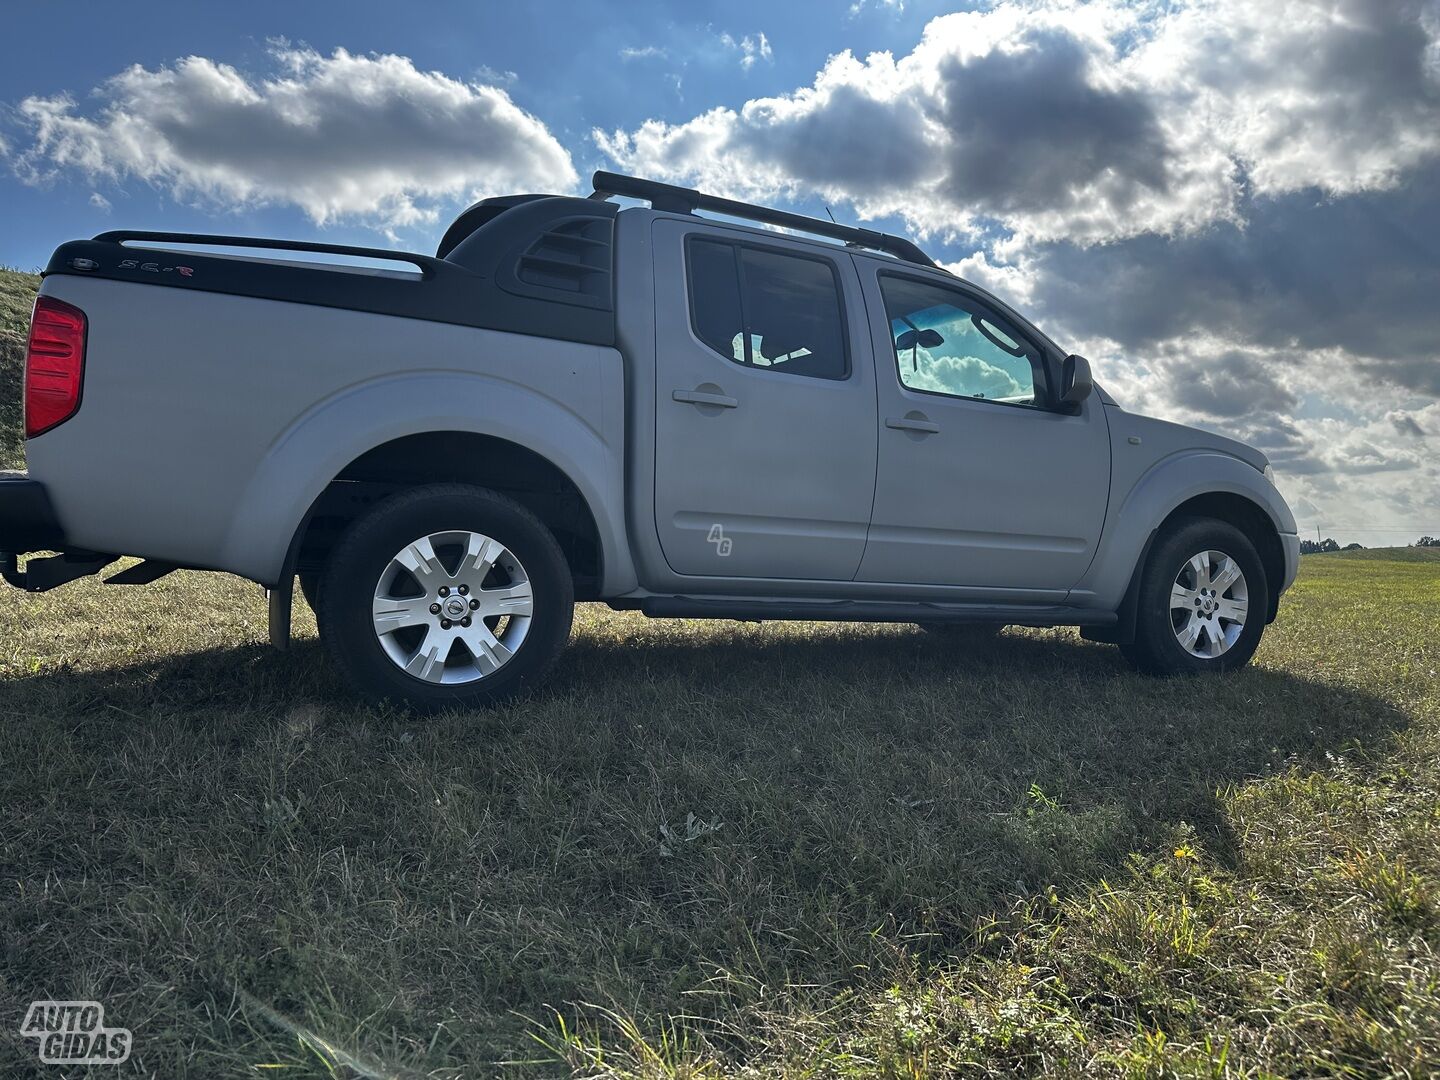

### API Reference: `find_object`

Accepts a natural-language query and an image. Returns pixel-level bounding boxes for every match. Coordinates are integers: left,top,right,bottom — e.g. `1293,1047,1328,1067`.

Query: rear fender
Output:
218,372,635,593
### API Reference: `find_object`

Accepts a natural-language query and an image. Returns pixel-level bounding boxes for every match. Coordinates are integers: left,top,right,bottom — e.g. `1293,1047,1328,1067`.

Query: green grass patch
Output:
1,551,1437,1077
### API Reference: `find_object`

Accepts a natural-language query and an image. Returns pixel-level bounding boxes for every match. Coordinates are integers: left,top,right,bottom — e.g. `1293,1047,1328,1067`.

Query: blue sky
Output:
1,0,1437,545
0,0,944,266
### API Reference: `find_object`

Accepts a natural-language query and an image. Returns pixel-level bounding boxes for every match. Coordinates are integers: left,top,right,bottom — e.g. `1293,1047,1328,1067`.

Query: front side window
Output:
879,276,1045,407
687,238,848,380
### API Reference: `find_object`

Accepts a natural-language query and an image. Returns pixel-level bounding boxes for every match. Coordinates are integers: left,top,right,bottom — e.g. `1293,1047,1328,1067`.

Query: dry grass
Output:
0,551,1436,1077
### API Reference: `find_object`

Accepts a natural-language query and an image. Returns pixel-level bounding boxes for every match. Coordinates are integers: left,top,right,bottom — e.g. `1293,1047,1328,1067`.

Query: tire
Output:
1121,517,1269,676
299,571,323,613
917,622,1005,643
316,484,574,712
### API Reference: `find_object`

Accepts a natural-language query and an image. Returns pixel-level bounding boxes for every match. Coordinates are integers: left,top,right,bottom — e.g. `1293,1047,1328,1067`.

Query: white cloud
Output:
1135,0,1440,199
88,192,110,211
598,0,1440,248
1063,332,1440,546
12,45,578,232
720,31,773,70
619,45,668,62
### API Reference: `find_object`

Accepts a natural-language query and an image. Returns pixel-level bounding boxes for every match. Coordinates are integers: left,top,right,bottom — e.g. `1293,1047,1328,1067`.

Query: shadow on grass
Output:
0,617,1412,1071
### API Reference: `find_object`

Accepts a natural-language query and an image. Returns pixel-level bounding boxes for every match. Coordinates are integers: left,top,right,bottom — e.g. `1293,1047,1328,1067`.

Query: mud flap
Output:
267,573,294,652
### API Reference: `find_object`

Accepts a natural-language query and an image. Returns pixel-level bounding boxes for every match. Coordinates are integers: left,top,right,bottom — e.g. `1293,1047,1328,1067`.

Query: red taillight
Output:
24,296,87,438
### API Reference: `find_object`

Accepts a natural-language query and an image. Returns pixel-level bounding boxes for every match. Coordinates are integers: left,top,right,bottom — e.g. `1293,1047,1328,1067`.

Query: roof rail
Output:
589,171,939,269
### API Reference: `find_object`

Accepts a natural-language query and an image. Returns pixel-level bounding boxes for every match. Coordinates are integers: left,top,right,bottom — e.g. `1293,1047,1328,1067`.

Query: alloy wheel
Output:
371,530,533,684
1169,549,1248,659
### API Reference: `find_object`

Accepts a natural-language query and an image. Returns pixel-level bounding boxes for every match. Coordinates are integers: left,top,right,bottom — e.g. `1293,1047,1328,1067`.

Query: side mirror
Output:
1060,354,1093,406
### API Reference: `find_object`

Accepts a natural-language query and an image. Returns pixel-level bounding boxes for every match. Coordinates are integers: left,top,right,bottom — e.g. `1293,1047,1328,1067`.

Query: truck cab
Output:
1,172,1300,711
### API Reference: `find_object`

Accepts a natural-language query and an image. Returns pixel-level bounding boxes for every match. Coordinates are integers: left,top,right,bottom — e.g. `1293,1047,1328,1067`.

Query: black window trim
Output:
876,268,1061,412
683,232,854,383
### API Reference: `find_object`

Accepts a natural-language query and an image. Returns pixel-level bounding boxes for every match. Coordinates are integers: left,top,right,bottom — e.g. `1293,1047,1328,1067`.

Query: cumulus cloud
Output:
905,351,1027,400
597,0,1440,248
1025,165,1440,398
12,45,578,231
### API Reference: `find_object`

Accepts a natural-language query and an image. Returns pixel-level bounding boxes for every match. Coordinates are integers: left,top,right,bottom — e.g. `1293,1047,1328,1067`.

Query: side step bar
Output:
611,596,1117,627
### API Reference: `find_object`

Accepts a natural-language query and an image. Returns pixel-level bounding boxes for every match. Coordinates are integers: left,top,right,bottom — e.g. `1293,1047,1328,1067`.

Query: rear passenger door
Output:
652,220,877,580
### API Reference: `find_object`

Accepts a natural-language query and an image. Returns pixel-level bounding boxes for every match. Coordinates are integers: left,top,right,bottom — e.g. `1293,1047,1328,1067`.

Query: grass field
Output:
2,549,1438,1079
2,272,1439,1077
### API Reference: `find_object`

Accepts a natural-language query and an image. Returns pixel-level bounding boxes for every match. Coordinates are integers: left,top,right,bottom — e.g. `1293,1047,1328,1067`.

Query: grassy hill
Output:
0,267,40,469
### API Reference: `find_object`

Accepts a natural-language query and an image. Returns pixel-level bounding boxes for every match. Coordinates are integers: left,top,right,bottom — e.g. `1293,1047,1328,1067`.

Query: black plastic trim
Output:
0,474,65,553
435,195,551,258
2,550,117,593
591,170,940,268
105,559,178,586
1081,527,1158,645
46,197,620,347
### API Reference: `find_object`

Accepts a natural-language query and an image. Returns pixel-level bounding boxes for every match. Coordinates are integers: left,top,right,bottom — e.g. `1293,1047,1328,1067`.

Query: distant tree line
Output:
1299,536,1440,554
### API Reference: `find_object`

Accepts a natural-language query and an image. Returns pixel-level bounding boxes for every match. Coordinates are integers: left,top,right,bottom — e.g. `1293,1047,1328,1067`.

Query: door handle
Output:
885,415,939,434
673,389,738,409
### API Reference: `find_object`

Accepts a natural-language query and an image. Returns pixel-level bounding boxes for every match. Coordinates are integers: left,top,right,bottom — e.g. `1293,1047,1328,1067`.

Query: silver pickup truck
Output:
2,171,1299,711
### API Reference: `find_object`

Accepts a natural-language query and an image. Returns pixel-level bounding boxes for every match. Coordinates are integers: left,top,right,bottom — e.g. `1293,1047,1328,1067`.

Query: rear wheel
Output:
1121,518,1268,676
317,485,573,711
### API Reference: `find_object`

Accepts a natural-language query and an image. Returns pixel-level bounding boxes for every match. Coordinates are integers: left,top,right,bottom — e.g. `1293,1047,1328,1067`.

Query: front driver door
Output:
856,269,1110,594
652,220,877,580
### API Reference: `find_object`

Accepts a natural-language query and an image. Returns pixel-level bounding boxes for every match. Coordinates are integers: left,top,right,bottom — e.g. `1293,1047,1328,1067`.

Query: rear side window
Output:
686,238,848,380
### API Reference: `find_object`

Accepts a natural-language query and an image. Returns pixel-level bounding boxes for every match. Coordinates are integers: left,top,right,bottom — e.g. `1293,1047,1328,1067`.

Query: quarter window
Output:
687,239,848,380
880,276,1045,407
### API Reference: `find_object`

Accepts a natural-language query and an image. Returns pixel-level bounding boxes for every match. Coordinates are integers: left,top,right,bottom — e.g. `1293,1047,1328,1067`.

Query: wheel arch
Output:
1078,452,1292,641
1156,491,1285,622
293,432,609,599
217,371,636,595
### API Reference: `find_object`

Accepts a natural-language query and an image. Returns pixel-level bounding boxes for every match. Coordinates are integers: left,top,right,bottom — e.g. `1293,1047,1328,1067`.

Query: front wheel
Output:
1121,518,1268,676
317,485,574,712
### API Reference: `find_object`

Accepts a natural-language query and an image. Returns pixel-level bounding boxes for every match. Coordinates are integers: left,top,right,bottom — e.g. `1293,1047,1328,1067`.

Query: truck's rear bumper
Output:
1,473,124,592
0,472,65,554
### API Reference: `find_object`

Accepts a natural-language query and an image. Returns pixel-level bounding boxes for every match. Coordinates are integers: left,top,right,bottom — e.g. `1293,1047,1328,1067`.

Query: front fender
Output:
217,370,635,593
1075,450,1297,608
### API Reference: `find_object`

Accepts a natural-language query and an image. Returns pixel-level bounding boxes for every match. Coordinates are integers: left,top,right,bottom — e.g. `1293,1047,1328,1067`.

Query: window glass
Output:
686,239,848,380
879,276,1044,406
688,240,746,362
